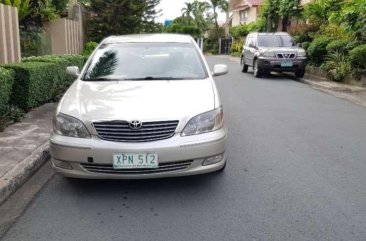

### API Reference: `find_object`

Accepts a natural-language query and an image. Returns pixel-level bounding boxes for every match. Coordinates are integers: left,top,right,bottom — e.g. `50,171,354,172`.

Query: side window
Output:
246,37,253,47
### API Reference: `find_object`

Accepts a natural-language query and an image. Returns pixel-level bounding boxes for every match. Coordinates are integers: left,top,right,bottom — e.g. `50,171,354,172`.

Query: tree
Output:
20,0,59,28
181,2,194,22
261,0,303,32
1,0,30,20
142,0,162,33
304,0,345,26
192,1,210,32
86,0,161,42
278,0,302,31
260,0,280,32
207,0,228,38
51,0,69,15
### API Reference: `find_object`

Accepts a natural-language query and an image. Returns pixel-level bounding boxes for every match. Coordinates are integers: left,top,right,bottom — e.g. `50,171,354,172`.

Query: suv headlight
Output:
297,50,306,57
259,51,275,57
53,113,91,138
181,107,224,136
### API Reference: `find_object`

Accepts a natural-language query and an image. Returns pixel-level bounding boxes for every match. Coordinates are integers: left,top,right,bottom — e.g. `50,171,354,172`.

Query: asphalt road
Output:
2,56,366,241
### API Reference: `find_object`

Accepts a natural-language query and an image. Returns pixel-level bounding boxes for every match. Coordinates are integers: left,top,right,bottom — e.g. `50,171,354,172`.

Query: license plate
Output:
113,153,158,169
281,61,293,67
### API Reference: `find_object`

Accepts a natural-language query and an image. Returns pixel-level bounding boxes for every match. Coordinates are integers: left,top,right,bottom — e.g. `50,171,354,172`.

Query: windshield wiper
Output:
83,77,119,81
124,76,179,80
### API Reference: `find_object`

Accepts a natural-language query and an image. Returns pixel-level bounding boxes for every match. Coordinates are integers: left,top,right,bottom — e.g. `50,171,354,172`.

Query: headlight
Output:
181,107,224,136
297,50,306,57
53,113,91,138
259,51,275,57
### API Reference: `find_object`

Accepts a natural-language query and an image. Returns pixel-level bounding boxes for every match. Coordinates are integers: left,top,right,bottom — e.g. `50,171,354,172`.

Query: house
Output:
230,0,263,26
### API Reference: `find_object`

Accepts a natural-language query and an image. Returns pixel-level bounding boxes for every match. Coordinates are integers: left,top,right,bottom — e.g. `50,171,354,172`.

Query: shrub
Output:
22,55,87,69
307,36,333,65
349,45,366,69
326,39,348,54
322,51,351,82
288,23,319,43
346,41,363,52
22,55,87,101
318,24,351,40
301,41,310,51
230,22,262,39
0,67,14,112
82,41,98,56
230,39,244,55
2,62,64,110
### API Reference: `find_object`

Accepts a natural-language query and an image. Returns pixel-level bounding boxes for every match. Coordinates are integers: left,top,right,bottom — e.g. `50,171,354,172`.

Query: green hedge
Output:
326,40,348,54
22,55,86,69
3,62,64,110
0,67,14,113
349,45,366,70
307,36,333,66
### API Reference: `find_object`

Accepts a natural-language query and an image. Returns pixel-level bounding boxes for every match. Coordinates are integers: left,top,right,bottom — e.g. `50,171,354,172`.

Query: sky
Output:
156,0,226,23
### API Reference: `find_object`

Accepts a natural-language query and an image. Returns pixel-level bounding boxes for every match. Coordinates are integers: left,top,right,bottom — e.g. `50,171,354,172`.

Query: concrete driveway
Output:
2,56,366,241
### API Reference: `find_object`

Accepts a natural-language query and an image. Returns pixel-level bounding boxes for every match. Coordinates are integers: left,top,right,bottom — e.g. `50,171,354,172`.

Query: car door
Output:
244,35,255,66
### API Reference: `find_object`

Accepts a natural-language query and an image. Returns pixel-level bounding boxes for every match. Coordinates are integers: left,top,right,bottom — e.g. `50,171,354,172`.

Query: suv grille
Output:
81,160,193,174
277,53,296,59
93,120,179,142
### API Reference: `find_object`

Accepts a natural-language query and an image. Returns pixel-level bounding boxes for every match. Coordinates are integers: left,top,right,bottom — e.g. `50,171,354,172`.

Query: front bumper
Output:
257,57,307,72
50,127,227,179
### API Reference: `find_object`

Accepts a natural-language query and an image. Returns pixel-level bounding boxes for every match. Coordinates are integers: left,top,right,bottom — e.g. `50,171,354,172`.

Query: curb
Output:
0,142,50,205
298,77,366,93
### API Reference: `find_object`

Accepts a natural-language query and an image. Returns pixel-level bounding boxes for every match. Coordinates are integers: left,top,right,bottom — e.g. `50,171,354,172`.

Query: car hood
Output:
58,79,216,124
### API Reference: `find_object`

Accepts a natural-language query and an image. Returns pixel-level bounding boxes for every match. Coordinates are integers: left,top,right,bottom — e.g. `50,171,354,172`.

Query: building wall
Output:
231,6,259,27
301,0,312,5
0,4,21,64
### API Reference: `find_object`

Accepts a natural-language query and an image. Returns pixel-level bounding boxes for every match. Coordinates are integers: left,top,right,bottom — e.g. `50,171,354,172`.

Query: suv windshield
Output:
257,35,295,48
83,42,207,81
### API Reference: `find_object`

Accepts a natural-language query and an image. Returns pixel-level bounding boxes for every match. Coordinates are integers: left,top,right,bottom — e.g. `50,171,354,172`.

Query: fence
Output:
43,5,84,55
44,18,82,55
0,3,21,64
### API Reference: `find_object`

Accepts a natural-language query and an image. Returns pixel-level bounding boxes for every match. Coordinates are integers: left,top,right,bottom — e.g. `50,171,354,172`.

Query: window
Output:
239,10,248,23
257,35,295,47
83,43,207,81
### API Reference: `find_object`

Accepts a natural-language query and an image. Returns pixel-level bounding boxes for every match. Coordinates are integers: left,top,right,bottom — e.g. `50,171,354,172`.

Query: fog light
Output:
203,154,224,166
53,159,73,170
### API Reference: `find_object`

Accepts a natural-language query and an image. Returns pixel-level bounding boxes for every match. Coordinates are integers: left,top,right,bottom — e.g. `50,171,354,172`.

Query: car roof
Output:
249,32,290,36
103,34,194,44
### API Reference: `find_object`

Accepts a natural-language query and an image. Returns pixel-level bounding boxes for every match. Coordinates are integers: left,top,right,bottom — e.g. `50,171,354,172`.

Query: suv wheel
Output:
241,56,249,73
295,69,305,78
253,59,262,78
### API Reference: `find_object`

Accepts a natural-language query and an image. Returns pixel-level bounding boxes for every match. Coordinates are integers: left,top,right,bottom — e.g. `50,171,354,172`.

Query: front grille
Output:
81,160,193,175
276,53,296,59
93,120,179,142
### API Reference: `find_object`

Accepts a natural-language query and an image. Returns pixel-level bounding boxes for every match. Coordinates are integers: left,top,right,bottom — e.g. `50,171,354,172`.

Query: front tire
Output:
295,69,305,78
253,59,262,78
241,56,249,73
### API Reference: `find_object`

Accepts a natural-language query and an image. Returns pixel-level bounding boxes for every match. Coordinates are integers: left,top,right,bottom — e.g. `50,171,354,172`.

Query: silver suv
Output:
240,32,307,78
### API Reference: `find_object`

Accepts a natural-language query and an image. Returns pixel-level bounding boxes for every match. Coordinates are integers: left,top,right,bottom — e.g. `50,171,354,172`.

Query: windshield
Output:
257,35,295,47
82,42,207,81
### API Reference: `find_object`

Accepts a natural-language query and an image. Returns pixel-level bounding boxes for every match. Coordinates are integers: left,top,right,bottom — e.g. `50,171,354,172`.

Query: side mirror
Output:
66,66,80,78
213,64,228,77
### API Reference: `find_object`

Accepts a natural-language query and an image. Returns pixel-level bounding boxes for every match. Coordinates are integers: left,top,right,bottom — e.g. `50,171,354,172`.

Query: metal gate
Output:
219,37,233,55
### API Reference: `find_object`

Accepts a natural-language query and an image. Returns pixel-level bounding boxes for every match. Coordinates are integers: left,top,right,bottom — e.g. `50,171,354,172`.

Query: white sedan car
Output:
50,34,228,179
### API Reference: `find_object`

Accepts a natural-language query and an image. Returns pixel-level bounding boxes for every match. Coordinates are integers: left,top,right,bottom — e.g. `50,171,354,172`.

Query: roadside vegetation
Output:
163,0,228,54
229,0,366,85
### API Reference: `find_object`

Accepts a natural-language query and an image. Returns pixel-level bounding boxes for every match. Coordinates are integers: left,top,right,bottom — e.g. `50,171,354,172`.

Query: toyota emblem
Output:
129,120,143,129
